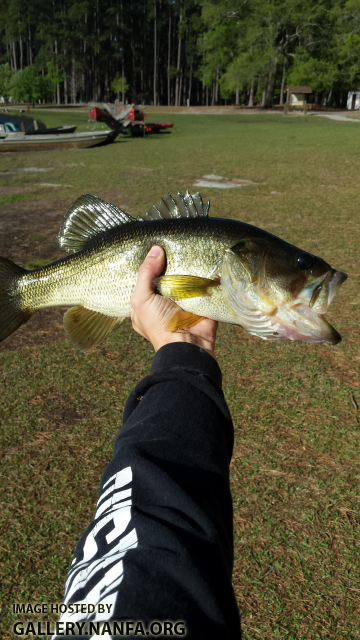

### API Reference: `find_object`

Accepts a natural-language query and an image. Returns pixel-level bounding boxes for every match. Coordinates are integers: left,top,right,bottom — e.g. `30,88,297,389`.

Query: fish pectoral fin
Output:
63,306,123,352
166,309,205,332
154,275,220,299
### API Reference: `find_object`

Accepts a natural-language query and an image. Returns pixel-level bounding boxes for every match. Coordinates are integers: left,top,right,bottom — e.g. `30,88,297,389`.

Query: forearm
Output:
54,343,241,639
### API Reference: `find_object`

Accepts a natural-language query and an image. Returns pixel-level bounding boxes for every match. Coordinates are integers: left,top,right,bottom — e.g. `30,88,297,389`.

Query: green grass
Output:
30,235,46,242
1,111,359,639
25,258,57,270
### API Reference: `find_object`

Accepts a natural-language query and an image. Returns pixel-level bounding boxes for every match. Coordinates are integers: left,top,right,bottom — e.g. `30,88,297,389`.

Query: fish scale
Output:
0,190,347,352
18,218,239,320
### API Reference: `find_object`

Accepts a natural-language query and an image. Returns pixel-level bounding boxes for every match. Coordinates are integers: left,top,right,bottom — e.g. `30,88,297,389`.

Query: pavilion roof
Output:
285,86,312,93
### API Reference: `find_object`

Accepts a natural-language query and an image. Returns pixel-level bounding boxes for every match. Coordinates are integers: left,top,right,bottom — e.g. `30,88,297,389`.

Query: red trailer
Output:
89,103,173,135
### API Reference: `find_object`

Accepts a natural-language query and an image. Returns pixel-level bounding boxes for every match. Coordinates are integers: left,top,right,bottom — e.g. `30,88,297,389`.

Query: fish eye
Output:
297,252,315,270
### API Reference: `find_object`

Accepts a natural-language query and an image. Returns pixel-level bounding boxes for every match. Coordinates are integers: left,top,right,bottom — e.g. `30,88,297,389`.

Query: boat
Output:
26,125,77,135
0,113,46,133
0,117,77,136
0,128,119,152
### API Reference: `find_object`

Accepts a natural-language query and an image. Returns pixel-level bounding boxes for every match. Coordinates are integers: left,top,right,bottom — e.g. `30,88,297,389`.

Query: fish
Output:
0,190,347,352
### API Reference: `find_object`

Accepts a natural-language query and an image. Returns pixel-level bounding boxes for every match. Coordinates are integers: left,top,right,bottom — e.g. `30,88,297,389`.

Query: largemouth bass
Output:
0,190,347,351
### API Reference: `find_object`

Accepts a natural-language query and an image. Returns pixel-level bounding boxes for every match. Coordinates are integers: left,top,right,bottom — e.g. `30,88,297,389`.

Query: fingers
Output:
131,246,166,309
130,245,218,358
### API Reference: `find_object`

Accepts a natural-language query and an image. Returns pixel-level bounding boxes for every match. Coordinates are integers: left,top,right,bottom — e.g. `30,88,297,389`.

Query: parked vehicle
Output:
89,103,173,135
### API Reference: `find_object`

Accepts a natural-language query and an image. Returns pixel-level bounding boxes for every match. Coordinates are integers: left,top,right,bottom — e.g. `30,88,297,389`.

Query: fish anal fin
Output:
166,309,205,332
154,275,220,299
63,306,123,352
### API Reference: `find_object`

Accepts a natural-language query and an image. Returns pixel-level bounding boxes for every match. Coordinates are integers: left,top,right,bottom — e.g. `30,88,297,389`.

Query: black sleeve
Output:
53,343,241,640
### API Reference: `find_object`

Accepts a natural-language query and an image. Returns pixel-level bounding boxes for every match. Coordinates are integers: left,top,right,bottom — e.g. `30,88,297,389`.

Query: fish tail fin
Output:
0,257,34,343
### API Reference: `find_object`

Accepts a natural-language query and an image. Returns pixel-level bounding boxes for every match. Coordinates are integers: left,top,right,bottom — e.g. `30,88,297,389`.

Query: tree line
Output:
1,0,360,108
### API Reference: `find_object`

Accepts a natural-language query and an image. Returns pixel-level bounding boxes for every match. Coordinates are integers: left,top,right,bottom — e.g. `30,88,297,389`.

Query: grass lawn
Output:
0,109,359,639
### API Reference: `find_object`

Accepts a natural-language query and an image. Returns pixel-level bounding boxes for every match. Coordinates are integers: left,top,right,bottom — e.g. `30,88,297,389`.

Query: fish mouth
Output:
222,257,347,344
267,269,347,344
271,303,341,344
300,269,348,314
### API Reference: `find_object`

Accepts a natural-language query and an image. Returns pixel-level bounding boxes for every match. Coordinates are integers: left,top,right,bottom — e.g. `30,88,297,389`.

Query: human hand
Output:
131,246,218,358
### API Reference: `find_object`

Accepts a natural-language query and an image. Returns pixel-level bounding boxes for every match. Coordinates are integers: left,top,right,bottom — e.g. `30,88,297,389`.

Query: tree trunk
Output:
235,85,239,104
188,56,193,106
84,12,87,103
141,4,145,103
29,26,33,65
179,69,183,106
55,39,60,104
83,38,87,102
63,52,68,104
121,1,125,104
90,50,94,102
13,42,17,72
248,80,254,107
131,11,136,103
153,1,157,106
6,41,10,68
175,13,182,106
279,57,286,105
167,5,171,106
71,58,76,103
97,0,101,100
19,19,23,70
5,30,10,70
63,71,68,103
261,86,266,107
284,87,290,115
160,66,164,105
215,67,219,104
264,60,277,108
171,13,176,105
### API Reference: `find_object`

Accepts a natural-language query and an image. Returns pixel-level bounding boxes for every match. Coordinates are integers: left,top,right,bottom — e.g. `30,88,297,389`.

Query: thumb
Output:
132,246,166,306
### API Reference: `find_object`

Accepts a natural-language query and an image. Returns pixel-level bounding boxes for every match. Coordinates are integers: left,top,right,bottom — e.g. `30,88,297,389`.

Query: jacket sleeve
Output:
53,343,241,640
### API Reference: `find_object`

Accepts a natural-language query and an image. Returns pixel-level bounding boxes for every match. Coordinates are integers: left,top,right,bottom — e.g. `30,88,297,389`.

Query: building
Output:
284,86,312,115
347,91,360,110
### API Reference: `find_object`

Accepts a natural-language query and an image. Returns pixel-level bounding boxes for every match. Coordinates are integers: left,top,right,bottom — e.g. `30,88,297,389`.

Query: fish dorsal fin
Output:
63,306,123,352
58,194,136,253
136,190,210,222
